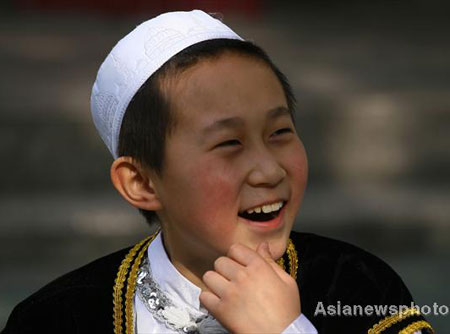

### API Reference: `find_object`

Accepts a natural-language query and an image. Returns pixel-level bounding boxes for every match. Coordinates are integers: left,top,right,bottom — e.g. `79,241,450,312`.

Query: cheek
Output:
292,153,308,186
190,160,238,226
286,142,309,198
191,171,237,242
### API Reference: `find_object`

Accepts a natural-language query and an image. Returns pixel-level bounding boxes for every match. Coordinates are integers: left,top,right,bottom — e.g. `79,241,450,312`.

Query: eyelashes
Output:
216,139,241,148
215,128,294,149
271,128,293,136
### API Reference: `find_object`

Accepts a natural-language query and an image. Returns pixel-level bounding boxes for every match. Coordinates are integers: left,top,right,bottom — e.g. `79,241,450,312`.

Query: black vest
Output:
2,232,433,334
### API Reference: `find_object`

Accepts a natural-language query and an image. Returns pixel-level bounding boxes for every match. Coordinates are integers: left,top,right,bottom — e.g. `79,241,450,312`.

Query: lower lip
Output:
240,202,287,232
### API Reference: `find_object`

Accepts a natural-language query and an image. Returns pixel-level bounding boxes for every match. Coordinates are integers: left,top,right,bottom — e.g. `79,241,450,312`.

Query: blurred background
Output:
0,0,449,331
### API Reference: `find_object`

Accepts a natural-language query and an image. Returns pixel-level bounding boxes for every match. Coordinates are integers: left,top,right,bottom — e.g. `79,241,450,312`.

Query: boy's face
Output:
153,53,308,263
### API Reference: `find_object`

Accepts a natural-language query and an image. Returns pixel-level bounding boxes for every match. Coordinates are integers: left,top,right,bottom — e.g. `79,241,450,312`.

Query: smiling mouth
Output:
238,201,286,222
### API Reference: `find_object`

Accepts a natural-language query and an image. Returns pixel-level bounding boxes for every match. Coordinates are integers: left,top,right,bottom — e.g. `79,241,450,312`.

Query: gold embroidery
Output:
368,307,420,334
124,233,158,334
275,239,297,278
113,234,299,334
276,257,286,270
286,239,298,280
399,320,434,334
113,232,157,334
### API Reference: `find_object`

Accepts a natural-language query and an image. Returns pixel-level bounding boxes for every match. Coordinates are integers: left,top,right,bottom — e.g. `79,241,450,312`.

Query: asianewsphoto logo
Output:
314,301,449,317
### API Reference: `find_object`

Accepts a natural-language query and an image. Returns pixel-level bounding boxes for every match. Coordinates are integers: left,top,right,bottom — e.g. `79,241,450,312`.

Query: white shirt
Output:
134,233,318,333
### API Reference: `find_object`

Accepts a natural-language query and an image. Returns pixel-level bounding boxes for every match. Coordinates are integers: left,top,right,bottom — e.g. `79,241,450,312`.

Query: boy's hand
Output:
200,242,301,334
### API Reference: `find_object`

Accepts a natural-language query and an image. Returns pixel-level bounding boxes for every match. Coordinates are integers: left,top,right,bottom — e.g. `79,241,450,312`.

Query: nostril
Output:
247,161,286,188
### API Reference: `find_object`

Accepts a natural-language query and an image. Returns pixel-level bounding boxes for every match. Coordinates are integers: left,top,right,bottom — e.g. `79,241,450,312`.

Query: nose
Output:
247,148,286,187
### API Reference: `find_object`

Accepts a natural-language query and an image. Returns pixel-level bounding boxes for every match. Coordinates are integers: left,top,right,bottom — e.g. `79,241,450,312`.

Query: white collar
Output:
147,232,205,314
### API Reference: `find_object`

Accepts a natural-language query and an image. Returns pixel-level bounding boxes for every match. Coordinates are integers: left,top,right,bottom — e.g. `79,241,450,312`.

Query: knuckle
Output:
223,285,239,300
214,256,226,270
288,277,299,289
250,257,265,270
199,291,208,304
215,302,228,316
202,270,214,282
235,269,248,282
228,243,242,257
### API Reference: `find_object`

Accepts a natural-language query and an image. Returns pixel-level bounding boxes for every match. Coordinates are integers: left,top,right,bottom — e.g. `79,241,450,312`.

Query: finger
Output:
199,291,221,314
256,241,273,261
257,242,291,280
214,256,246,282
202,270,230,298
227,243,261,266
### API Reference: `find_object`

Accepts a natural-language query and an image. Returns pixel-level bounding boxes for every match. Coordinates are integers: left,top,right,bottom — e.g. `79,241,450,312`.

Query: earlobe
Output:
110,157,163,211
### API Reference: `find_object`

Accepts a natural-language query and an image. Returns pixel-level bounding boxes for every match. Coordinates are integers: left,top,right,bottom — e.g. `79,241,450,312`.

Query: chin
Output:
248,232,290,260
268,236,290,260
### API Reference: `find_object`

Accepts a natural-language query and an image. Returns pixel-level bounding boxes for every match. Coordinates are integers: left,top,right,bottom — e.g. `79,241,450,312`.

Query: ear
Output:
110,157,162,211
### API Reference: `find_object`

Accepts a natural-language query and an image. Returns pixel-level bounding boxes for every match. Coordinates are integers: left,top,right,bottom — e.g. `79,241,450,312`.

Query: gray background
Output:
0,1,449,332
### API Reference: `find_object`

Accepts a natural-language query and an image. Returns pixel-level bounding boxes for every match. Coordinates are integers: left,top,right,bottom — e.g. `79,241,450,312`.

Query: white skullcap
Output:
90,10,243,158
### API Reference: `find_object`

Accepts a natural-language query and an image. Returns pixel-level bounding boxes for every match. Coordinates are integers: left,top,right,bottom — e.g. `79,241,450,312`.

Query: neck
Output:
160,230,219,293
171,258,211,292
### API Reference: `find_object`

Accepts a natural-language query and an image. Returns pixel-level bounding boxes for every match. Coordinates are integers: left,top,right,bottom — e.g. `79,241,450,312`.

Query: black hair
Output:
118,38,296,226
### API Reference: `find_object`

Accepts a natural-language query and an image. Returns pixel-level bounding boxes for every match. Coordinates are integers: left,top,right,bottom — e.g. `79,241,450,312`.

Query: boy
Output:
2,10,434,334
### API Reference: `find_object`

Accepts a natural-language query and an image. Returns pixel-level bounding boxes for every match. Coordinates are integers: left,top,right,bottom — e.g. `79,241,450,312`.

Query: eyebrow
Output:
201,106,291,138
266,106,291,120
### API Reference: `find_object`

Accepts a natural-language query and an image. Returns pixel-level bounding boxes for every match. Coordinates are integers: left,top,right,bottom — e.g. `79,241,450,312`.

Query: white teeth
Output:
245,201,283,215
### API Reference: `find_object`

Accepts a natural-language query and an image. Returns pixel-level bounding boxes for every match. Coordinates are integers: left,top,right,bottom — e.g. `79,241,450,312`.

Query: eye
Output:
272,128,293,136
216,139,241,148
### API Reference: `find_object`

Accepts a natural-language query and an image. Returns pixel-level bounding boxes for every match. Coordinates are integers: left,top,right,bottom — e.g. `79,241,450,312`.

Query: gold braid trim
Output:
124,233,159,334
286,238,298,280
399,320,434,334
368,307,420,334
275,238,297,278
276,257,286,271
113,232,158,334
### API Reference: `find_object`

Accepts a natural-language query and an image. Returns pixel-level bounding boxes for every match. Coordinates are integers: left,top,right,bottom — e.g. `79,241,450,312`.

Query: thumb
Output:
256,241,273,261
257,242,291,280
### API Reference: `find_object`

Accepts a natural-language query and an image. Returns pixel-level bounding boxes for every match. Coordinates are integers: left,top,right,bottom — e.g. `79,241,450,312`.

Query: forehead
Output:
163,53,287,131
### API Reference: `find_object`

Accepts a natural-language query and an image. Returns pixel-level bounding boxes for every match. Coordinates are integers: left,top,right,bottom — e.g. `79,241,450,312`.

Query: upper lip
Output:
239,199,287,214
